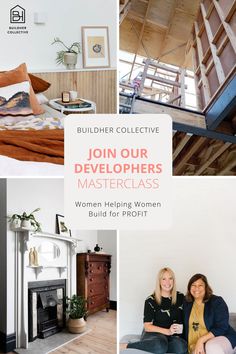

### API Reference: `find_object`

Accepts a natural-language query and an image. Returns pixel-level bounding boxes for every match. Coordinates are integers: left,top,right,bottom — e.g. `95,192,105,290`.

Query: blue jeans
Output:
127,332,188,354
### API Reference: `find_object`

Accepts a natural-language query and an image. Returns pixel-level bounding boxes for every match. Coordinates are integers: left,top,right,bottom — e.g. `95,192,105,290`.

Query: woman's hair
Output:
185,273,213,302
154,267,177,305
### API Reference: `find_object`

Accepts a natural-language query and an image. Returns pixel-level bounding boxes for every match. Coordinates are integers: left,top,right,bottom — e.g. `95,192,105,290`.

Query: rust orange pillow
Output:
0,63,44,115
28,73,51,94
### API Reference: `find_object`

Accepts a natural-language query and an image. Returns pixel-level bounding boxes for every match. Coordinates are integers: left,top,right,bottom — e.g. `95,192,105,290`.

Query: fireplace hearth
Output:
28,280,66,342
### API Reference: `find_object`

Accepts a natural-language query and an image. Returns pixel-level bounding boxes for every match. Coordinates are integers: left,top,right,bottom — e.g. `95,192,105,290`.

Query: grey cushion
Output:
120,334,141,344
120,350,174,354
229,313,236,331
120,313,236,353
120,350,153,354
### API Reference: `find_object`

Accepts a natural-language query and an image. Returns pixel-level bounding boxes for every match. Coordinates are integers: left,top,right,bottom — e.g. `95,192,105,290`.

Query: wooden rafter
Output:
194,142,231,175
174,136,206,175
173,133,192,161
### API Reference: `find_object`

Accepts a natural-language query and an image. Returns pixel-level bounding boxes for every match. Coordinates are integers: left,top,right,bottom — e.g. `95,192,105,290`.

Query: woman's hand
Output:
168,323,178,335
194,338,205,354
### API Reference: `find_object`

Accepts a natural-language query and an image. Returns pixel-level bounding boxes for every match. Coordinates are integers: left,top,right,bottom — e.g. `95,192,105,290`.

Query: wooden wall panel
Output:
34,70,117,114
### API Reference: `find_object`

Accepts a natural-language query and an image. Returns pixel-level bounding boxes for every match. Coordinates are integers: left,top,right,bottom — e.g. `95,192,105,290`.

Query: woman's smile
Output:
190,279,206,301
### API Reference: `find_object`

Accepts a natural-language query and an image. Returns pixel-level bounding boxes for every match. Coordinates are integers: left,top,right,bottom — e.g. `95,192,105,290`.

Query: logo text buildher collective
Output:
8,5,28,35
10,5,25,23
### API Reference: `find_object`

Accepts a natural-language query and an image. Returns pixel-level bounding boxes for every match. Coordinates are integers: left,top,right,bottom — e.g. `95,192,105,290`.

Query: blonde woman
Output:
184,274,236,354
127,267,187,353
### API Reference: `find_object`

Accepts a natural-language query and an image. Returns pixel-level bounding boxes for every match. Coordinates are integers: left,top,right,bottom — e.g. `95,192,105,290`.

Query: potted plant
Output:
52,37,81,69
8,213,21,229
66,295,87,333
8,208,42,232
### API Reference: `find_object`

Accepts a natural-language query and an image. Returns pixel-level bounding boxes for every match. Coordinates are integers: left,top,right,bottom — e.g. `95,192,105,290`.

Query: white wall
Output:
0,0,116,71
119,177,236,338
0,180,7,334
74,230,98,253
98,230,117,301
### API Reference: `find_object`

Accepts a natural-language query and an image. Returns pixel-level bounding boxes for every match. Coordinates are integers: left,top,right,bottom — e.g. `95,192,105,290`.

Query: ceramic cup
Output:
175,324,183,334
69,90,78,101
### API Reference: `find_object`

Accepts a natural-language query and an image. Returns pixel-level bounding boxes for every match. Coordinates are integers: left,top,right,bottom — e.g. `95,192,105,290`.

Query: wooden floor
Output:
0,310,116,354
50,310,116,354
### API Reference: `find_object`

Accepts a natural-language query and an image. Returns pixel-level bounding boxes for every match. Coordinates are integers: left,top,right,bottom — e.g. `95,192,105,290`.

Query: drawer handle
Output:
90,289,94,293
90,278,93,281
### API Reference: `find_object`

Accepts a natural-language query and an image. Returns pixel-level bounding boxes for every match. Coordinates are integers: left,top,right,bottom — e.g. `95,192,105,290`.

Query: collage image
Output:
0,1,236,354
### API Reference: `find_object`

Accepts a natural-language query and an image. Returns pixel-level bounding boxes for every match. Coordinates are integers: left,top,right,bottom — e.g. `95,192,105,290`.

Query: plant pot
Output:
10,218,21,229
63,52,77,70
67,317,86,334
21,219,32,230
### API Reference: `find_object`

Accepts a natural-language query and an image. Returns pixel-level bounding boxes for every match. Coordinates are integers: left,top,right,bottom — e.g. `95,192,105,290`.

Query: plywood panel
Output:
120,0,201,67
34,70,117,114
218,0,234,17
120,18,165,58
200,29,210,55
207,66,220,96
177,0,201,16
202,0,212,13
199,84,206,108
229,12,236,36
148,0,175,28
197,10,204,29
219,41,236,77
208,8,221,36
130,0,146,18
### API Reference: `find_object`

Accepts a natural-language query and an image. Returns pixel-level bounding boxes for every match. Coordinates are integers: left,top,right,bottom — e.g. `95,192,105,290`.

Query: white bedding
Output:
0,155,64,176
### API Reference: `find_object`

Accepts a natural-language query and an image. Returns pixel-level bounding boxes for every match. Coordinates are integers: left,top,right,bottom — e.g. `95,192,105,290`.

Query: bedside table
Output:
49,98,96,114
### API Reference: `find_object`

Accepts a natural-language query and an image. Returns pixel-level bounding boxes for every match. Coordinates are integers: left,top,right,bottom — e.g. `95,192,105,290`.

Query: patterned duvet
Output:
0,116,64,130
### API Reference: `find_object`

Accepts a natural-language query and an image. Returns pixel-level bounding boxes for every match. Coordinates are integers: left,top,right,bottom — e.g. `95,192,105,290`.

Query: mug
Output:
175,324,183,334
69,90,78,101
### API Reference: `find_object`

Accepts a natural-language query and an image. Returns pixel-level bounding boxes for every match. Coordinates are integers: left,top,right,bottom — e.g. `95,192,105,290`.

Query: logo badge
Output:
10,5,25,23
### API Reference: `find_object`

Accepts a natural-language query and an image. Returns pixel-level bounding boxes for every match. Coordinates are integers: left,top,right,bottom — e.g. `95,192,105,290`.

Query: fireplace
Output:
14,230,78,349
28,280,66,342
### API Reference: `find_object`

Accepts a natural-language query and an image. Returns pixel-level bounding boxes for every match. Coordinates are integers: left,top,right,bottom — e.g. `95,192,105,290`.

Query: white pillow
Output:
36,93,49,105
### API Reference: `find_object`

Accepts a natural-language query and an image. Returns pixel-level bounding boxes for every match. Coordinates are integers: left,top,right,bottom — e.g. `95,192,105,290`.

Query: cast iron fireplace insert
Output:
28,279,66,342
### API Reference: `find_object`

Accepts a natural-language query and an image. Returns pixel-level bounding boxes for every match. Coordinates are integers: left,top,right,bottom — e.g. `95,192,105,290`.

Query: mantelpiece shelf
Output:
27,265,67,279
12,229,81,245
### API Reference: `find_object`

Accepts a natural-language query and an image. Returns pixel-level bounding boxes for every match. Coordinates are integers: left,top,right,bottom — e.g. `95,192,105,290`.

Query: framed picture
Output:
56,214,71,237
82,26,110,68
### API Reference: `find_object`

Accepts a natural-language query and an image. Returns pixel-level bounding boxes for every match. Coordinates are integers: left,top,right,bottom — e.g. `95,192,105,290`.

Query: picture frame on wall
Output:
56,214,71,237
82,26,110,68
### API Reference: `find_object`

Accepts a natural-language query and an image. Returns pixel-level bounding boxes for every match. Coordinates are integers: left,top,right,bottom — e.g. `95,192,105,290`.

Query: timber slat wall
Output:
192,0,236,110
34,70,117,114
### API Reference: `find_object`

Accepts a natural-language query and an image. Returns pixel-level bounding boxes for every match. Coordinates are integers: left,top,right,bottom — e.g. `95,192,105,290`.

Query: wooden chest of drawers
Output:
76,253,111,315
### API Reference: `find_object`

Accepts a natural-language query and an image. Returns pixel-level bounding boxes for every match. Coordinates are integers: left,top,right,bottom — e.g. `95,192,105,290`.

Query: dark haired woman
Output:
126,267,187,353
184,274,236,354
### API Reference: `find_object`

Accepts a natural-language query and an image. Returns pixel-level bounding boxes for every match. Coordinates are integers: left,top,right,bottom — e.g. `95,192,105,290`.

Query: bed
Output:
0,64,65,176
0,104,65,176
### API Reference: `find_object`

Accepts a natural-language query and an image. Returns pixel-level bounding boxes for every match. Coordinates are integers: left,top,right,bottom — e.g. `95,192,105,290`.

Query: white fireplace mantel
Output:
14,229,81,349
12,229,81,249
